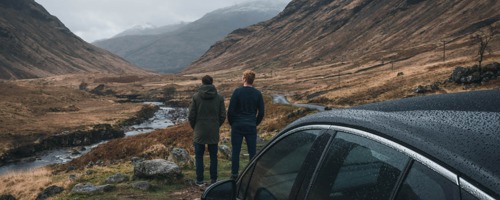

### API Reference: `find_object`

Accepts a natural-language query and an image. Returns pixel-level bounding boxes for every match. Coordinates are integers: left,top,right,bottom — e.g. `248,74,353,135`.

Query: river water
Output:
0,102,187,175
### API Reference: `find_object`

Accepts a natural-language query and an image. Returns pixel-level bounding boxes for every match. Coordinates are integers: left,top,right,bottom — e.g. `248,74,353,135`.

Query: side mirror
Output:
201,180,236,200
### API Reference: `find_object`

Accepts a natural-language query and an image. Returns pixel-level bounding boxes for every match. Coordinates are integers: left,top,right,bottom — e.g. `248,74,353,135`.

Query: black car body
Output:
203,89,500,200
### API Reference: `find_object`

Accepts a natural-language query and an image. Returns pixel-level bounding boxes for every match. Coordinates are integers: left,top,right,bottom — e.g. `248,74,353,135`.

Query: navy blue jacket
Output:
227,86,265,134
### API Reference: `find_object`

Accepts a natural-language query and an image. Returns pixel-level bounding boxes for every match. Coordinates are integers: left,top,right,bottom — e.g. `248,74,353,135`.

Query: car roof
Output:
280,89,500,196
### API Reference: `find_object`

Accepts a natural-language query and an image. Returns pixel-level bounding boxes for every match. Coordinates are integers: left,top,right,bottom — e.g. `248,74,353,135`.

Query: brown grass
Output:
0,167,69,200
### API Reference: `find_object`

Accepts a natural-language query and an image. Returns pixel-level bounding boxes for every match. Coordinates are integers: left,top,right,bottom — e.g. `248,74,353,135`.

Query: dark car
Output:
202,89,500,200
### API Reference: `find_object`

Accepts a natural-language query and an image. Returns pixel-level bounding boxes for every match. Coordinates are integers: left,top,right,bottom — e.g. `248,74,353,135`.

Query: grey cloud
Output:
35,0,290,42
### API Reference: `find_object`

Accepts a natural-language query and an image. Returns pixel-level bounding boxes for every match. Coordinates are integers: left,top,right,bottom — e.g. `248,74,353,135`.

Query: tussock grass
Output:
0,167,69,200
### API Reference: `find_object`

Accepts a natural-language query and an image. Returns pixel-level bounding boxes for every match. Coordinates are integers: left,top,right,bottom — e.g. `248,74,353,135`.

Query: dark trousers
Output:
231,130,257,176
194,143,218,182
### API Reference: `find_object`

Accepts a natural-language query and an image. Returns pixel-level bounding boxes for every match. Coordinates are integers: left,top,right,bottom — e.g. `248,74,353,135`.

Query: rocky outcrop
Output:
71,183,115,195
36,185,64,200
448,62,500,84
0,194,16,200
133,159,182,182
0,124,123,165
168,148,194,169
119,104,159,127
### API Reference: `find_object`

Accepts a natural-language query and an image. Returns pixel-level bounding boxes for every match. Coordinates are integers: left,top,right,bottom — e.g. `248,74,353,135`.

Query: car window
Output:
238,129,323,200
308,132,409,200
395,161,459,200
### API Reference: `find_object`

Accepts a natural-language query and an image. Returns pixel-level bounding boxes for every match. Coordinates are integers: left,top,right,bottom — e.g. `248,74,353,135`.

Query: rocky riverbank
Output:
0,104,159,167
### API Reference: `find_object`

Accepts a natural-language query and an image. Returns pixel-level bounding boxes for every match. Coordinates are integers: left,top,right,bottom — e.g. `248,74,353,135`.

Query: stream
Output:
0,97,320,175
0,102,187,175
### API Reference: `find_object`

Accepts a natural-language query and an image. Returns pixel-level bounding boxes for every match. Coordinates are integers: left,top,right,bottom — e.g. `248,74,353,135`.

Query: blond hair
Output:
243,70,256,84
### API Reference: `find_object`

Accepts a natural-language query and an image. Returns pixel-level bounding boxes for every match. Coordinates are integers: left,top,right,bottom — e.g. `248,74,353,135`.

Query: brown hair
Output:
243,70,256,84
202,75,213,85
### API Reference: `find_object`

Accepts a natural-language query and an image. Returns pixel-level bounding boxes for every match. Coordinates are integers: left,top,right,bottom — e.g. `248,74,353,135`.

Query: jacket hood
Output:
198,84,218,99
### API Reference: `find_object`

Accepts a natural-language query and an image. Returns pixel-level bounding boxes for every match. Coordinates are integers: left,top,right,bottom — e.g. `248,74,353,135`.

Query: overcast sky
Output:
35,0,291,43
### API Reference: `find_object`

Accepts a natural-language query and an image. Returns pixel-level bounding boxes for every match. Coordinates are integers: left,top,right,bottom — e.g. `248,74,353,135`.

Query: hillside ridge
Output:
0,0,147,80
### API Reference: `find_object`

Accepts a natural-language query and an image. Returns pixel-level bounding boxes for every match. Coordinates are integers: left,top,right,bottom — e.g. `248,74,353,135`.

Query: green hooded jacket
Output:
188,84,226,144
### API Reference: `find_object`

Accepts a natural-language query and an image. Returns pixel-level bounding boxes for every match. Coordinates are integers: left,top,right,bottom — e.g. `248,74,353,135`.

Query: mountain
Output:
0,0,147,80
183,0,500,74
111,22,188,38
93,1,288,73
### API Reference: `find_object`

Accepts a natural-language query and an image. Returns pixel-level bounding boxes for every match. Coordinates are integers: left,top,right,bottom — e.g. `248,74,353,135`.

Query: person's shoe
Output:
230,174,238,180
210,179,217,184
195,180,205,187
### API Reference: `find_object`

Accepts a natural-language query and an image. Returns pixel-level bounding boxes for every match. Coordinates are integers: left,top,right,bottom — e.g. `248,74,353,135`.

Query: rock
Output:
131,157,145,166
415,85,429,93
66,165,76,172
70,148,80,155
86,161,95,168
450,66,468,83
85,170,95,175
69,174,77,182
466,71,481,83
0,194,16,200
131,181,151,191
36,185,64,200
71,183,115,195
218,145,231,160
396,72,404,76
430,82,440,90
105,173,130,184
133,159,182,181
483,62,500,73
168,148,194,168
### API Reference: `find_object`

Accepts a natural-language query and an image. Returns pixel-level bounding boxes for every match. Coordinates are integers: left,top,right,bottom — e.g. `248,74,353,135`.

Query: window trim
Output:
329,125,495,200
329,125,458,184
459,178,495,200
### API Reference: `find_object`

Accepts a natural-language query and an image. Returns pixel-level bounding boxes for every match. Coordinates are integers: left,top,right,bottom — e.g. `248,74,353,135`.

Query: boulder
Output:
168,148,194,168
450,67,468,83
415,85,429,94
131,181,151,191
105,173,130,184
133,159,182,181
465,71,481,83
71,183,115,195
218,145,232,160
36,185,64,200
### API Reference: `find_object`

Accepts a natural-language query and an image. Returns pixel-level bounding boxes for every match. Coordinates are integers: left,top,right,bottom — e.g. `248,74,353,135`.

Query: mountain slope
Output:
111,22,188,39
0,0,147,80
184,0,500,73
93,1,288,73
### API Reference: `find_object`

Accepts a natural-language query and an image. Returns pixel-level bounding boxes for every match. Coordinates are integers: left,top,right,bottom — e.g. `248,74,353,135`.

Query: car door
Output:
304,126,472,200
236,125,331,200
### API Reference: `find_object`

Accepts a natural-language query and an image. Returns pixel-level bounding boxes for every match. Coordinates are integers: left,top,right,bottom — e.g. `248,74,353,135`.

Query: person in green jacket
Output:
188,75,226,186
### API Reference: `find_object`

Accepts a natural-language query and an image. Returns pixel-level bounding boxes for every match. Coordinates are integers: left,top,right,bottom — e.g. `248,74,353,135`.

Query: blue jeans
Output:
231,130,257,176
194,143,218,182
